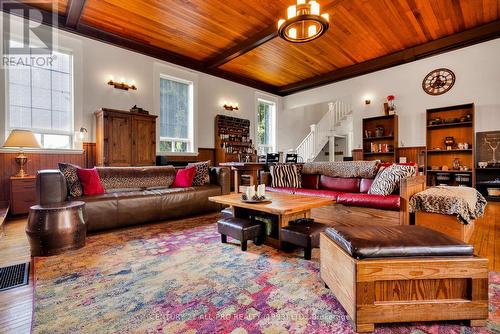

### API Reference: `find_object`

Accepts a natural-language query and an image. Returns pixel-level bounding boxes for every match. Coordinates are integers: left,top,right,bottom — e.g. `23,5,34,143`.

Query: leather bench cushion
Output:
281,222,327,248
336,193,400,211
293,188,343,200
324,225,474,259
301,174,320,189
319,176,360,193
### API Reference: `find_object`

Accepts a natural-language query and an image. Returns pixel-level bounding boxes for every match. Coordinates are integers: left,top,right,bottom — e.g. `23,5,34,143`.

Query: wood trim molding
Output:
65,0,87,28
278,21,500,95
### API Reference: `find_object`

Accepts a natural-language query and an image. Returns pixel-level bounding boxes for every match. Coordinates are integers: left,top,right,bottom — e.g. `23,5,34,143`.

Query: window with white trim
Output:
6,43,74,149
256,98,276,155
159,75,194,153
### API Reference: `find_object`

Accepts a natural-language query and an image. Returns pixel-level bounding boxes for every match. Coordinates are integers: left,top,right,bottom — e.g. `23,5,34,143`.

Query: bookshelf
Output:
214,114,256,165
425,103,475,186
362,115,398,163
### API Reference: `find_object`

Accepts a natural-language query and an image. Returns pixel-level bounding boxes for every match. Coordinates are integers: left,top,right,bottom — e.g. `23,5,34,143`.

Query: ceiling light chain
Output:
278,0,329,43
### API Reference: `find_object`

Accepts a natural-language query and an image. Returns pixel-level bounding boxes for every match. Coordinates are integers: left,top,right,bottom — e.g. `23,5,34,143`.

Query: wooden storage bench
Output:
320,225,488,333
415,211,475,242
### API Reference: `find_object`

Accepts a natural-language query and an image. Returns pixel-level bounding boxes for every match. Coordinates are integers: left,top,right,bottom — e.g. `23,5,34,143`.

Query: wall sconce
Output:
365,99,371,105
223,102,239,111
78,127,88,141
107,76,137,91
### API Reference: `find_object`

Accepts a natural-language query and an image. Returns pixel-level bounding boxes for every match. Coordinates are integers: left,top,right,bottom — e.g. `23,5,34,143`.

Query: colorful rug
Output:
33,214,500,334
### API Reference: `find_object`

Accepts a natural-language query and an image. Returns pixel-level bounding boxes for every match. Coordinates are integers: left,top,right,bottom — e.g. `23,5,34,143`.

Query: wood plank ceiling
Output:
9,0,500,95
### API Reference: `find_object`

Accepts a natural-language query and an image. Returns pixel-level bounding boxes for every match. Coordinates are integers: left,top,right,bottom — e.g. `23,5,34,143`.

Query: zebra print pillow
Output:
271,164,301,188
368,164,417,196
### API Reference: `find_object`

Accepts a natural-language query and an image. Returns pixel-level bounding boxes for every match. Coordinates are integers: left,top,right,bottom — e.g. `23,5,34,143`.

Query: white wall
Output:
277,102,327,152
281,38,500,150
0,13,281,154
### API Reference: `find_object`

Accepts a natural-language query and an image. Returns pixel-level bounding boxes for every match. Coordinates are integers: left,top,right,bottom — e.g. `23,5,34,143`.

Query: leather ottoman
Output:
280,219,326,260
320,225,488,333
217,217,263,251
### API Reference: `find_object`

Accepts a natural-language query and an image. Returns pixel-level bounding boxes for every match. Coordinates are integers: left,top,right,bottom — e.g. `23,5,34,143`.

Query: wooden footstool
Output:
320,225,488,333
217,217,263,251
280,219,326,259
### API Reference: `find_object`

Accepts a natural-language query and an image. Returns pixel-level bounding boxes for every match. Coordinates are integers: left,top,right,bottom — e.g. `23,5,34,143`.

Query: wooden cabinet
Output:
425,103,475,186
10,176,36,215
362,115,398,163
95,108,157,166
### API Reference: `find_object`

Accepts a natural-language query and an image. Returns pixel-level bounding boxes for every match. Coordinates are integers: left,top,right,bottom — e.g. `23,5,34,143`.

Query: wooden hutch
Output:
215,114,256,165
362,115,398,163
425,103,475,186
95,108,157,166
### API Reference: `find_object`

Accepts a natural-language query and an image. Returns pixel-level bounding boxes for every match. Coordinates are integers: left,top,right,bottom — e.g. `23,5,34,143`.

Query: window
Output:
6,44,73,149
256,98,276,155
159,75,194,153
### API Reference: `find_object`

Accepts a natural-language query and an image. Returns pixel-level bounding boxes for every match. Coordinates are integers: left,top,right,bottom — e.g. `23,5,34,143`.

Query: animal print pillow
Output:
187,161,210,186
271,164,301,188
58,163,83,197
368,164,417,196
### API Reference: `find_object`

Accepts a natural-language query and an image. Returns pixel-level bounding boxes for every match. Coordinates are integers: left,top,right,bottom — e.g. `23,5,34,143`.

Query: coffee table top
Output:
209,192,333,215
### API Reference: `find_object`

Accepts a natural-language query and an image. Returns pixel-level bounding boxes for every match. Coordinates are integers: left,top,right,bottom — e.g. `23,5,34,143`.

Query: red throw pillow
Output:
76,167,105,196
172,166,196,188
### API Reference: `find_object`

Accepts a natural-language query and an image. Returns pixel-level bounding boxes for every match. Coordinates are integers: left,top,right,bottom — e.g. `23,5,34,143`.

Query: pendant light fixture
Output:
277,0,330,43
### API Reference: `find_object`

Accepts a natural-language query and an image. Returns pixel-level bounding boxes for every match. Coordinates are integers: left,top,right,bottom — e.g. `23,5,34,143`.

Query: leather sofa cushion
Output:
293,188,342,200
85,185,221,232
319,176,360,193
336,193,400,211
265,186,296,194
301,174,320,189
324,225,474,259
359,178,374,193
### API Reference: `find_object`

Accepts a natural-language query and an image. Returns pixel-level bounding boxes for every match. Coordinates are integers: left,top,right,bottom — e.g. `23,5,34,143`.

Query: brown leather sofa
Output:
36,166,230,232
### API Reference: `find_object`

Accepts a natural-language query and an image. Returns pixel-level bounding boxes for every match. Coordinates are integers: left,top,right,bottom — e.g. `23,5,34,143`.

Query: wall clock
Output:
422,68,455,95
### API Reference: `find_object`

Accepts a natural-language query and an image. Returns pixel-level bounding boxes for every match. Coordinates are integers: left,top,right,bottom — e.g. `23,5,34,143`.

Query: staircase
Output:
296,100,352,162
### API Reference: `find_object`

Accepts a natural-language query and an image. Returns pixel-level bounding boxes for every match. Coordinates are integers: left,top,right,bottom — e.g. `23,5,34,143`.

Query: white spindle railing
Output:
295,100,352,162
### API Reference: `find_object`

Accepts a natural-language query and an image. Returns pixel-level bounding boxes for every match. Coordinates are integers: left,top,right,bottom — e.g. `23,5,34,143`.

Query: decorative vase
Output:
444,136,455,150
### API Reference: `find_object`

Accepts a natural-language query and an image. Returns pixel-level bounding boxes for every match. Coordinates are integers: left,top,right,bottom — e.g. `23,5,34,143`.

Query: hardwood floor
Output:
0,203,498,333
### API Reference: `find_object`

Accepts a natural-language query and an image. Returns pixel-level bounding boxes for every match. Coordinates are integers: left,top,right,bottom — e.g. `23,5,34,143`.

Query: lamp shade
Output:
3,130,41,149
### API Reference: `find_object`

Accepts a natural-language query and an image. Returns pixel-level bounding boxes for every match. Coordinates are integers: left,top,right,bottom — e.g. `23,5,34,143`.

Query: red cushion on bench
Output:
293,188,342,200
336,193,400,211
319,176,360,192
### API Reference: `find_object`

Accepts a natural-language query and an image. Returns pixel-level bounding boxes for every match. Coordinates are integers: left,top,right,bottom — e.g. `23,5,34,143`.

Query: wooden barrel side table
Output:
26,201,86,256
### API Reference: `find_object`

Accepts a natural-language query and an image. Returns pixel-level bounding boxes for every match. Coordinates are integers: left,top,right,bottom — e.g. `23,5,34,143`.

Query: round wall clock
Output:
422,68,455,95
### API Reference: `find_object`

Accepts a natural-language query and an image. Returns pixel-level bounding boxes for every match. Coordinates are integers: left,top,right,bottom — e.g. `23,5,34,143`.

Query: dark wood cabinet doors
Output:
95,108,157,166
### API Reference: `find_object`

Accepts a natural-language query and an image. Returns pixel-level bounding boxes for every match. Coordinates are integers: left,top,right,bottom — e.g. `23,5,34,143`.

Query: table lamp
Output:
3,129,41,177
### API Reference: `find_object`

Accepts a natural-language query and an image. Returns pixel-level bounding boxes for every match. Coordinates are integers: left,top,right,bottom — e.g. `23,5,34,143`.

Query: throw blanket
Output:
409,186,487,224
302,161,379,179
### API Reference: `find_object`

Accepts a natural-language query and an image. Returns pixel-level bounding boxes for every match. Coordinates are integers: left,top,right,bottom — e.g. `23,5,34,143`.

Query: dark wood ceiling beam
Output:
206,26,277,69
1,1,280,95
65,0,87,28
278,20,500,95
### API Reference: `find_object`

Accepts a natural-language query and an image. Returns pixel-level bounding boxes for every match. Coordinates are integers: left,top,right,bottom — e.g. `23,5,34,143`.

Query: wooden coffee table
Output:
209,192,333,249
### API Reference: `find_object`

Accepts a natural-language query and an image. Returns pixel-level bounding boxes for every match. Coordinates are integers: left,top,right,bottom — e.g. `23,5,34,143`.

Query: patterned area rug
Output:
33,214,500,334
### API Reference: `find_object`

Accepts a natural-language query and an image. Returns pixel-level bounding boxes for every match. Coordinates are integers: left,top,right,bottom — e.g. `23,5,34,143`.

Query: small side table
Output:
10,176,36,215
26,201,86,256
